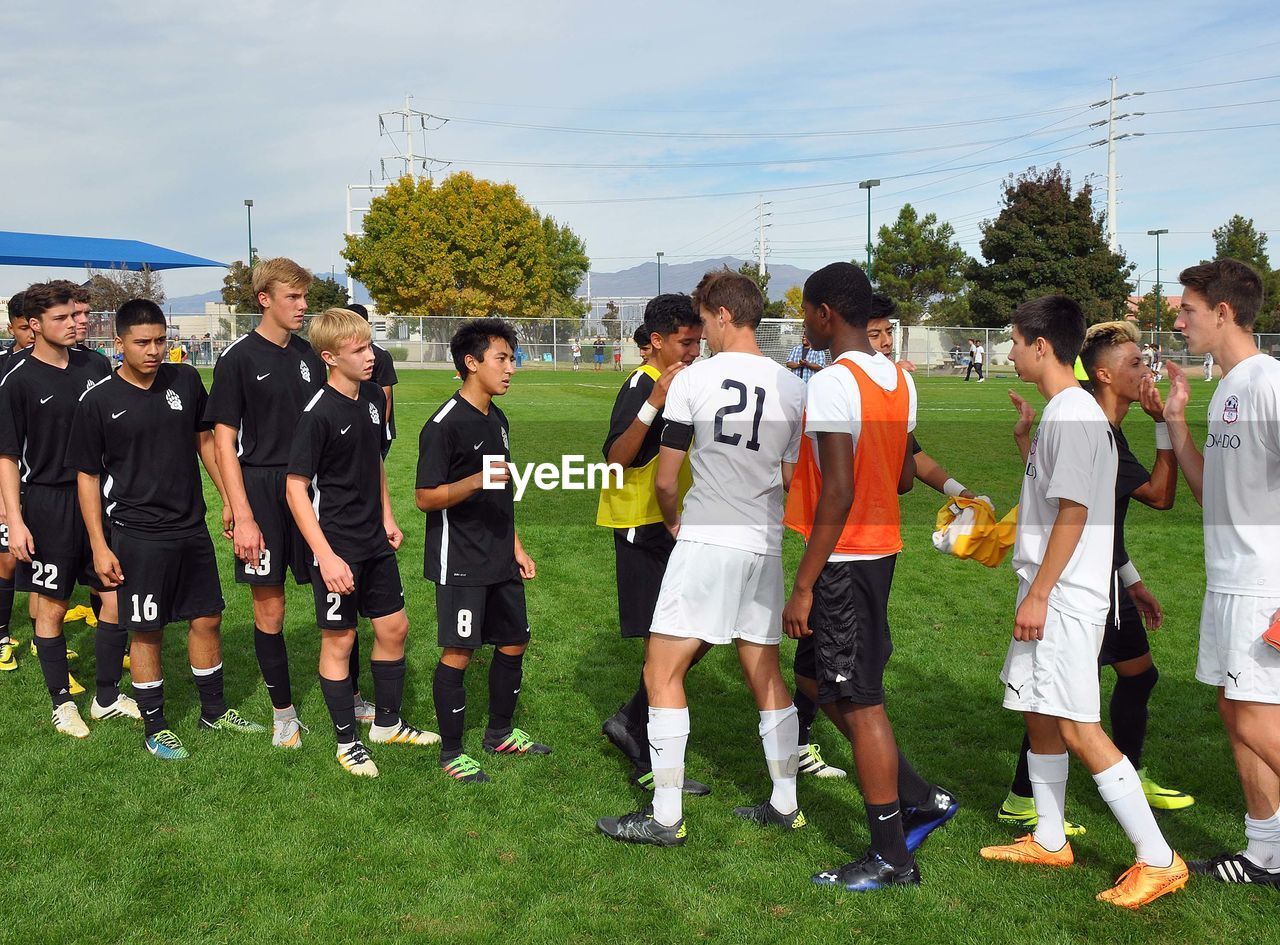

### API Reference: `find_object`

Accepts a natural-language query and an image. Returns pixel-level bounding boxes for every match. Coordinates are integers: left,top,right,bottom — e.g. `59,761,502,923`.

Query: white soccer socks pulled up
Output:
759,705,800,815
647,706,690,827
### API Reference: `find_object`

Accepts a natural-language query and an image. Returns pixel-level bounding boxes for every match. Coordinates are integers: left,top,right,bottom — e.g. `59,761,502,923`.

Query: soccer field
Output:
2,368,1272,944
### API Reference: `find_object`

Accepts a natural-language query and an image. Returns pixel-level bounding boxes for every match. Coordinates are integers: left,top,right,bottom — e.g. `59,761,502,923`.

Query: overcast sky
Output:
2,0,1277,303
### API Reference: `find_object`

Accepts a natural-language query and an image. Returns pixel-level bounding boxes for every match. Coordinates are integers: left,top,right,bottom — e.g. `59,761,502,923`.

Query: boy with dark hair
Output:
287,308,436,779
416,317,547,783
204,257,326,749
68,299,262,759
784,262,953,892
0,282,115,737
1162,259,1280,886
346,304,398,458
981,295,1187,909
598,294,708,794
632,325,653,366
47,280,112,375
0,293,36,671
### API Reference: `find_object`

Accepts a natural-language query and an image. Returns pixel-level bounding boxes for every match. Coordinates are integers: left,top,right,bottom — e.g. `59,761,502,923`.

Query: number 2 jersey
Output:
661,351,805,556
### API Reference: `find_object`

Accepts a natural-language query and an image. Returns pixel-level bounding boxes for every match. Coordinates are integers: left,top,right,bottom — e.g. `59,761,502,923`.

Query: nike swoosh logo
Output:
451,707,465,713
111,411,126,419
40,396,53,404
473,441,484,450
145,708,159,715
340,425,352,434
257,373,271,380
877,812,898,821
513,688,520,694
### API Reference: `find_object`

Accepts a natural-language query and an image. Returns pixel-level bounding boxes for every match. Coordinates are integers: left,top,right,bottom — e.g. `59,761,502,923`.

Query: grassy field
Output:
1,366,1273,945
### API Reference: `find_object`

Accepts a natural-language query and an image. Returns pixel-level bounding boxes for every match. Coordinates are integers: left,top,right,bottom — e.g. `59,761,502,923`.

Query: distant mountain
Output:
583,256,812,299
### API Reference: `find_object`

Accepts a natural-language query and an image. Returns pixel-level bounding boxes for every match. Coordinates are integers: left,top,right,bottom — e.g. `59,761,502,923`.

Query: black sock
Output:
1010,731,1033,798
253,627,292,709
619,670,648,735
1110,666,1158,770
371,657,406,728
193,663,229,723
34,635,73,707
319,675,357,746
89,592,102,623
0,575,14,640
896,751,933,809
433,662,466,758
486,650,524,738
866,800,910,868
349,633,361,694
93,621,127,706
794,689,818,746
135,679,167,736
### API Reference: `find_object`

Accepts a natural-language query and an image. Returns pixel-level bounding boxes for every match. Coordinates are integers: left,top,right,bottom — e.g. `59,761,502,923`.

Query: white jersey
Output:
974,344,986,365
663,351,805,555
1202,353,1280,594
1012,386,1117,623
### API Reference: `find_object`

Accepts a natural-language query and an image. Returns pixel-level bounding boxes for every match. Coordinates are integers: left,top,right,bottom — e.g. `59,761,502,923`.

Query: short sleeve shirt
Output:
603,368,664,466
804,350,917,448
1111,423,1150,570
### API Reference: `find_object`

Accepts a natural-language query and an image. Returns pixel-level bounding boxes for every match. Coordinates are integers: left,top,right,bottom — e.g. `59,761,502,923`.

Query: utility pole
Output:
1091,78,1144,252
755,196,772,284
378,93,435,181
859,180,880,279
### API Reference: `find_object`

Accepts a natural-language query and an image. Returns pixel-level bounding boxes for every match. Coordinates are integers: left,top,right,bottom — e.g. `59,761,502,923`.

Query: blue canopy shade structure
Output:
0,231,227,271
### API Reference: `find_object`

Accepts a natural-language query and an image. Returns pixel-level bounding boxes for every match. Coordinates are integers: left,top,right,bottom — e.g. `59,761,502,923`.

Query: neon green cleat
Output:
1138,768,1194,810
198,708,266,734
997,791,1086,836
145,729,190,760
0,638,17,672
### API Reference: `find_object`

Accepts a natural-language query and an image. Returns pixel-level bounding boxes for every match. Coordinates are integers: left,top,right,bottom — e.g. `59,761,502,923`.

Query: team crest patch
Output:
165,388,183,411
299,361,311,383
369,402,380,425
501,428,510,451
1223,394,1239,424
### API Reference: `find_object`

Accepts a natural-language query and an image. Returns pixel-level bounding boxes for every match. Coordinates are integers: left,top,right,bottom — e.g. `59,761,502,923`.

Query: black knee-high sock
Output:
896,750,933,809
794,689,819,746
193,663,229,723
349,633,361,694
433,662,467,758
619,669,648,734
34,635,73,707
370,657,406,728
1110,666,1158,770
0,575,14,640
867,800,910,867
134,679,167,736
1010,731,1033,798
253,627,292,709
89,592,102,623
319,675,357,747
94,621,128,706
486,650,524,737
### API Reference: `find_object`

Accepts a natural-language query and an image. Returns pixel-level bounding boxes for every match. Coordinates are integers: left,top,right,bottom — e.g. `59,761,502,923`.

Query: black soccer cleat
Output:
631,767,712,797
597,809,687,847
812,849,921,892
1190,851,1280,886
902,786,960,853
731,799,807,831
602,711,648,768
482,728,551,755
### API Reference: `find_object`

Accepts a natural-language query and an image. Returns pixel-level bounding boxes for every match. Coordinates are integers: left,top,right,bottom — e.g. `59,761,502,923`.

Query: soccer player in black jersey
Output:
287,308,437,778
204,258,326,748
68,299,264,759
346,304,398,458
416,318,548,783
0,282,115,737
0,292,36,673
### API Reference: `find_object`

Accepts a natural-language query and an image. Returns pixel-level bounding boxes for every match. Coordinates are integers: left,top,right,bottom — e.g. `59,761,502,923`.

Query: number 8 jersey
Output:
661,351,805,556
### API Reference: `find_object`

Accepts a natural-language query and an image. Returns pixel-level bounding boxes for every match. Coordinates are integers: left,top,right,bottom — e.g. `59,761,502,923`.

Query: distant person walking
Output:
784,332,828,382
964,338,985,382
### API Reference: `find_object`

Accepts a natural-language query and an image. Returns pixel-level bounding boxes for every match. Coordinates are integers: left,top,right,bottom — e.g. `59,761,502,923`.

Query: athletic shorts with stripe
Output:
236,466,311,586
435,578,530,650
1197,591,1280,704
1001,581,1105,723
614,522,675,638
312,550,405,630
803,556,897,705
1099,577,1149,666
114,530,224,631
15,484,103,600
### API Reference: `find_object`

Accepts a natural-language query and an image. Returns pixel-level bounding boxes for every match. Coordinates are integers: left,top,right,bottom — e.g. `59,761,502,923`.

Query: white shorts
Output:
1196,591,1280,704
1001,602,1105,723
649,540,783,646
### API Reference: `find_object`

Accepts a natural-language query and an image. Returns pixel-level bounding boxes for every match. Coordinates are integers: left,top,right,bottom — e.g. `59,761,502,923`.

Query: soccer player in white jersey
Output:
596,269,806,846
980,295,1188,909
1162,259,1280,887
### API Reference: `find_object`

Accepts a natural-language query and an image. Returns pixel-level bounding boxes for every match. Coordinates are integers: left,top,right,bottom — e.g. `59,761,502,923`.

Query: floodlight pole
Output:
1148,228,1169,337
859,179,880,281
244,199,254,266
656,252,664,294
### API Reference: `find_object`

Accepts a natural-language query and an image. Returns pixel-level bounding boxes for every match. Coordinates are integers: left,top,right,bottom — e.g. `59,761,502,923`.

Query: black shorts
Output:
114,529,224,631
1099,580,1150,666
312,551,405,630
435,578,530,650
15,485,102,601
614,523,675,638
0,517,8,554
809,555,897,706
236,466,311,586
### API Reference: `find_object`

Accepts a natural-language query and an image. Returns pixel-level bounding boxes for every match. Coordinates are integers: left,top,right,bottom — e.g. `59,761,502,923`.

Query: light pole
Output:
244,199,254,266
1148,228,1168,338
656,251,664,295
859,179,880,281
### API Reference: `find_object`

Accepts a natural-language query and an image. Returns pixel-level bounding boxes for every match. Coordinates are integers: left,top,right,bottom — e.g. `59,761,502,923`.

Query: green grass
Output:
1,368,1273,945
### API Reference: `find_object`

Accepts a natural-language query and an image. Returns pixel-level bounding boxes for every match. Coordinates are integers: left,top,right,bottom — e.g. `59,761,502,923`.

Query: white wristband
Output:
1154,422,1171,450
1118,560,1142,588
636,401,658,426
943,478,966,497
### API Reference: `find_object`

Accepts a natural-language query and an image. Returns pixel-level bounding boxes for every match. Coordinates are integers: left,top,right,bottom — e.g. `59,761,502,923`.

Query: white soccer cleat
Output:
90,693,141,721
272,715,307,749
353,693,376,725
52,702,90,739
369,719,440,747
337,741,379,778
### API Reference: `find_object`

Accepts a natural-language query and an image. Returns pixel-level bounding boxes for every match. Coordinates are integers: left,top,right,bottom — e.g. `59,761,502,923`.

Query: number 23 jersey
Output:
662,351,805,556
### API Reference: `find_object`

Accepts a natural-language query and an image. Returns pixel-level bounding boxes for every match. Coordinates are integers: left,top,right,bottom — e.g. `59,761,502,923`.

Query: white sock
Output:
758,705,800,815
1244,807,1280,870
648,706,689,827
1094,757,1173,867
1028,751,1069,852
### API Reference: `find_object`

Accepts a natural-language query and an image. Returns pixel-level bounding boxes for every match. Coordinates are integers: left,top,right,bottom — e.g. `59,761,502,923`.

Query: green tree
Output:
1129,286,1177,331
872,204,970,325
1207,215,1280,332
342,172,588,318
306,275,350,313
221,260,258,313
966,165,1135,327
738,260,771,302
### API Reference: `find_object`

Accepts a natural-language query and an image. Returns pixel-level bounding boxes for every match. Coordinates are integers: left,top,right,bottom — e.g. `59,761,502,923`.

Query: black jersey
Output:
0,348,112,487
603,368,664,467
203,330,325,467
417,393,517,586
0,343,32,381
65,363,212,539
371,343,399,441
74,343,114,374
288,382,390,562
1112,423,1151,571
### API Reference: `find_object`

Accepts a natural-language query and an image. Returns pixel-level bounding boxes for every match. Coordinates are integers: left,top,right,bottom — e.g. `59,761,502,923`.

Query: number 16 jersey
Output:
662,351,805,556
